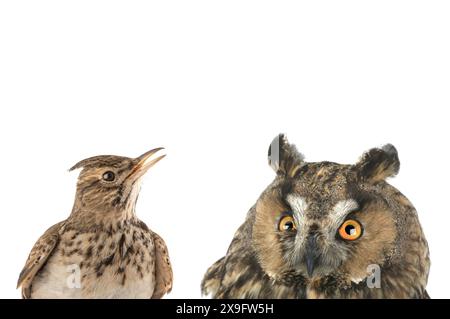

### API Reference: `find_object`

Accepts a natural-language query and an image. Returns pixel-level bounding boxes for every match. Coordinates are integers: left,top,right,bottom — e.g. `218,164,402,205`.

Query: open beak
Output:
129,147,166,181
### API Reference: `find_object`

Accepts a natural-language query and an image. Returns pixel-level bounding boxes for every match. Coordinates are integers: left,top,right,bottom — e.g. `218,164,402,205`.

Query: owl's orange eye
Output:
278,215,297,232
338,219,362,241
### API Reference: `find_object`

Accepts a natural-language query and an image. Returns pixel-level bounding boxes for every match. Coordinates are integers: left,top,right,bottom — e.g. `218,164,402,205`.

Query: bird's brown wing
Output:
151,231,173,299
17,221,65,298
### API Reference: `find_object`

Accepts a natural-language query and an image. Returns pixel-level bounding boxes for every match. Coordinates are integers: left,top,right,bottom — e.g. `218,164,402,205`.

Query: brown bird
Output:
202,134,430,299
17,148,173,299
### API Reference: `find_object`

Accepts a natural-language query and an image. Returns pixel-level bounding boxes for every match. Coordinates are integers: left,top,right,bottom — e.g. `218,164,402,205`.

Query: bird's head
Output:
253,134,403,285
69,148,165,216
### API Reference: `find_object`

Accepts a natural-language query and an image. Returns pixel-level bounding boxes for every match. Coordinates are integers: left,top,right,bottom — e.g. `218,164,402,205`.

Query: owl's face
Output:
253,135,400,284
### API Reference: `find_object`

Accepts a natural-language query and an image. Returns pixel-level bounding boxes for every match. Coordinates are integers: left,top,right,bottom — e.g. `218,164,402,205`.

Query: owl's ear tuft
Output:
355,144,400,182
268,134,304,177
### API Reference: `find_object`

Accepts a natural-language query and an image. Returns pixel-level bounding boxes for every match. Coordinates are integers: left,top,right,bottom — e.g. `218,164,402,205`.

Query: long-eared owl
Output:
202,134,430,299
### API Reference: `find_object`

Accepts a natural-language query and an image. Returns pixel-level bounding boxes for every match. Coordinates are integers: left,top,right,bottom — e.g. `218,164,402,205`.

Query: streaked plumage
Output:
18,148,173,299
202,134,430,299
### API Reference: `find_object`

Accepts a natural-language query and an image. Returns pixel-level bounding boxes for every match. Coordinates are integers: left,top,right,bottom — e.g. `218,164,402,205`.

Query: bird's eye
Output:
278,215,297,232
338,219,362,241
102,171,116,182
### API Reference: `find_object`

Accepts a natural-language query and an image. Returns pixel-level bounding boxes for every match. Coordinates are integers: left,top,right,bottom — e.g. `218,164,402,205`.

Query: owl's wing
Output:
202,207,307,299
204,239,286,298
17,220,65,299
202,211,262,298
203,237,295,298
201,256,225,296
151,231,173,299
202,209,256,298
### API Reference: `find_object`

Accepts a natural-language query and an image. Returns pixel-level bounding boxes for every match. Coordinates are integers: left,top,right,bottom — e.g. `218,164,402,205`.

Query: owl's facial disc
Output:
285,196,362,278
253,162,398,283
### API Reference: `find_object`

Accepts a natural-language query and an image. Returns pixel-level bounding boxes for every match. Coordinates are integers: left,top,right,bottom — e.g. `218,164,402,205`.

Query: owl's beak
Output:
129,147,166,180
305,235,320,278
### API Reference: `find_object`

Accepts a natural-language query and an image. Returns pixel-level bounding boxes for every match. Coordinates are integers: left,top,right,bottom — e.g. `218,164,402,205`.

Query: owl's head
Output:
253,134,402,284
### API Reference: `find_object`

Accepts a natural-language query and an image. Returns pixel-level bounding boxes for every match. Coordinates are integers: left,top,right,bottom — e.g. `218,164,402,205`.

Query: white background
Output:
0,1,449,299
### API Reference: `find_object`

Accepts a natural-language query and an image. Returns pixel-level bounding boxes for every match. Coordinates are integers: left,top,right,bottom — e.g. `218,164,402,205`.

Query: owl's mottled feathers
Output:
202,134,430,299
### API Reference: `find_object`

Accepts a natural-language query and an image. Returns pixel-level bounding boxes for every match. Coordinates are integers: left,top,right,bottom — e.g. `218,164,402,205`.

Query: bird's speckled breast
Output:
31,224,156,299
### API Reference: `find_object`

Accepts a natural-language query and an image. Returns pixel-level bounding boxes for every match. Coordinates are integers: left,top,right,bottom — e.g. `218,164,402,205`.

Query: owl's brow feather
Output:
330,199,359,224
286,195,308,219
